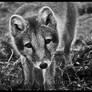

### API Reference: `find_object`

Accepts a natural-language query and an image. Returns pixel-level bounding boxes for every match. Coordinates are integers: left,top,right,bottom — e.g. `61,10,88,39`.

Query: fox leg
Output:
20,55,34,88
64,38,73,67
63,2,77,68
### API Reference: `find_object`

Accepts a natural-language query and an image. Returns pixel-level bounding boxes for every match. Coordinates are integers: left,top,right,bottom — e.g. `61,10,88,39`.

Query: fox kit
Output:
9,2,77,89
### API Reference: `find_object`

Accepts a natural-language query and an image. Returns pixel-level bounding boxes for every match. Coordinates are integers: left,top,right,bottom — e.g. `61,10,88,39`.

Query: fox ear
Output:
39,6,56,26
9,14,26,36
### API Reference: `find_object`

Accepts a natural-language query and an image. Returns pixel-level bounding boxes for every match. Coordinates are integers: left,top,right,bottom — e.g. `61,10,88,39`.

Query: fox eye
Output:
45,38,52,44
24,43,32,48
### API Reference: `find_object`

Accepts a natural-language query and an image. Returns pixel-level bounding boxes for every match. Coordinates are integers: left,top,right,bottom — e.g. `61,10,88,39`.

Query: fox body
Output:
9,2,77,89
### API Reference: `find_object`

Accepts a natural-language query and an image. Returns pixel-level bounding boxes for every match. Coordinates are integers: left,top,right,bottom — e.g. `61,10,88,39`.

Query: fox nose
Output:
39,62,48,69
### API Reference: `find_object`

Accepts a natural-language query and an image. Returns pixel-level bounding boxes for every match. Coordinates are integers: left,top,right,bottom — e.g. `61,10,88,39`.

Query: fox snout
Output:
33,59,52,70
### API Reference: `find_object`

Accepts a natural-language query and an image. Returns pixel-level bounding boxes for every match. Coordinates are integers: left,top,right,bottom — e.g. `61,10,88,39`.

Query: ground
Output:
0,2,92,90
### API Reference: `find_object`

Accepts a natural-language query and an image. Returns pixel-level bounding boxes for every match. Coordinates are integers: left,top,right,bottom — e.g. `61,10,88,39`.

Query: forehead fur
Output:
27,16,40,31
26,16,57,35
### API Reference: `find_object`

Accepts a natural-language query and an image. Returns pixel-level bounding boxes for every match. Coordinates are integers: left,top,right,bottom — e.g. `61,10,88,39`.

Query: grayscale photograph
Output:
0,2,92,90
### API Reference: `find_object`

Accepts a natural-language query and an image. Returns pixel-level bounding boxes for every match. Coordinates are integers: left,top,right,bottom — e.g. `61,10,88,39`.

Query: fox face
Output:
9,6,59,69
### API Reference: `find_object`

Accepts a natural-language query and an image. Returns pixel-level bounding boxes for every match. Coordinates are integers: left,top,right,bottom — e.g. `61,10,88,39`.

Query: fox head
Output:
9,6,59,69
